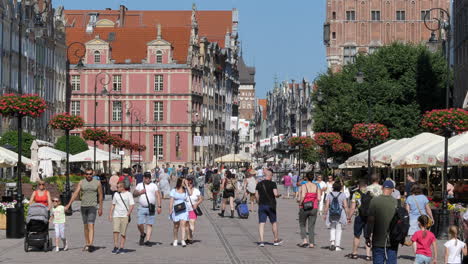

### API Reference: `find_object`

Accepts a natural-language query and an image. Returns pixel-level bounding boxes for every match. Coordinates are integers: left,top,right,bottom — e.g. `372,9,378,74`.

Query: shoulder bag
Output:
413,195,433,227
186,189,203,216
118,192,131,223
174,190,187,214
302,184,314,211
143,183,156,216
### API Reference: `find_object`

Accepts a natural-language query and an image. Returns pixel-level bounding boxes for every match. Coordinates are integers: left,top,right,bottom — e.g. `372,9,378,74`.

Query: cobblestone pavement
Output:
0,191,447,264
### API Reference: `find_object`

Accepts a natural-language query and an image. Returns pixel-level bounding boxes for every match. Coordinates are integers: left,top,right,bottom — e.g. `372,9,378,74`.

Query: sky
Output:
53,0,327,98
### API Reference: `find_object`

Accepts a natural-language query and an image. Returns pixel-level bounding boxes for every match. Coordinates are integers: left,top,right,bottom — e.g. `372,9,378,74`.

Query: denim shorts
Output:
353,215,367,238
414,254,432,264
137,207,155,225
258,204,277,223
80,206,97,224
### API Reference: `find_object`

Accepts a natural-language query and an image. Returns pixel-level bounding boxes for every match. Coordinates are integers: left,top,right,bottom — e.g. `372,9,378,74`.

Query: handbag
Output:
186,188,203,216
143,183,156,216
174,190,187,213
118,192,131,223
413,195,433,227
302,184,314,211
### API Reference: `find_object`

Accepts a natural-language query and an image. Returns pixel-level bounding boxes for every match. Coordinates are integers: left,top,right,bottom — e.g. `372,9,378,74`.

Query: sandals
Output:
297,243,309,248
365,256,372,261
82,245,89,251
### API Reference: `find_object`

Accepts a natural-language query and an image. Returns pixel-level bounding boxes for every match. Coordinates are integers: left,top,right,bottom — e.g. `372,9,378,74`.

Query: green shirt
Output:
80,179,100,207
52,205,65,224
368,194,397,248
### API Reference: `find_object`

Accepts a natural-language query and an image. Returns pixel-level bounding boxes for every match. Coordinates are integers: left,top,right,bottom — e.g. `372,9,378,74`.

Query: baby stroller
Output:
24,203,51,252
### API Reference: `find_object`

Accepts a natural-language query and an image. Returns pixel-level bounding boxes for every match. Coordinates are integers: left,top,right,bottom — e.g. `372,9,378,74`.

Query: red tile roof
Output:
258,99,267,120
64,9,233,64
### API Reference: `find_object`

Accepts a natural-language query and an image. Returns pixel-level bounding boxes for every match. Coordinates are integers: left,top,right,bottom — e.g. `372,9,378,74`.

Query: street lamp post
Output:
423,8,451,239
355,71,372,182
93,72,110,171
101,86,122,176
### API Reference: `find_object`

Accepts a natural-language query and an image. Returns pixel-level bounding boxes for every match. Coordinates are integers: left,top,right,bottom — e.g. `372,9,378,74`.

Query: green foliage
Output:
300,146,320,164
55,135,88,155
0,131,36,158
313,43,449,153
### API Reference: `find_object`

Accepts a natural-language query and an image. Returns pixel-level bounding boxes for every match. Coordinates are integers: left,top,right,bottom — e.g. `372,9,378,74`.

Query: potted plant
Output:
82,128,109,142
0,94,47,118
351,123,389,142
314,132,342,146
49,113,84,131
421,108,468,135
332,142,353,153
287,136,315,148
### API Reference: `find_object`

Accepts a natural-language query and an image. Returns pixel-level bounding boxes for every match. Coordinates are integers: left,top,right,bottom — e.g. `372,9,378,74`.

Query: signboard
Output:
193,136,202,146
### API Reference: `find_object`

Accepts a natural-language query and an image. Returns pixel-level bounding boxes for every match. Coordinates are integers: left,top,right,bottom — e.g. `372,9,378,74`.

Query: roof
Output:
238,56,255,85
64,8,233,64
258,99,267,120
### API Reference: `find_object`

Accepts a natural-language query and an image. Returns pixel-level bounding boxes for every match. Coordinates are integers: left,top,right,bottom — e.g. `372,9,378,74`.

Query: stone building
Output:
238,56,255,120
0,0,67,141
324,0,450,72
453,0,468,109
64,5,240,168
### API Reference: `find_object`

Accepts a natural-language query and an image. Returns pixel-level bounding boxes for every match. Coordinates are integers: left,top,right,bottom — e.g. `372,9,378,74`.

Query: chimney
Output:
157,24,162,40
119,5,126,27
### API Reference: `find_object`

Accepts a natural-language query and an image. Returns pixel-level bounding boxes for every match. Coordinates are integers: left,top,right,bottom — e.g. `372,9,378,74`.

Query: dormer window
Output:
94,51,101,63
156,50,163,64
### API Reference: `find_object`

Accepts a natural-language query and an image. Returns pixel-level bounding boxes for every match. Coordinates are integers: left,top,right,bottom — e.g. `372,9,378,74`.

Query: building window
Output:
71,75,80,91
343,46,357,64
94,50,101,63
154,75,163,91
112,101,122,121
371,10,381,21
332,11,336,20
153,101,163,121
71,101,80,116
153,135,163,160
346,10,356,21
156,50,163,64
332,32,336,39
113,75,122,91
421,10,430,20
396,10,406,21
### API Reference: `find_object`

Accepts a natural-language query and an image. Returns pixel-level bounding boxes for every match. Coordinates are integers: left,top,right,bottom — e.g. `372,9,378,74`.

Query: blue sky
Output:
53,0,327,98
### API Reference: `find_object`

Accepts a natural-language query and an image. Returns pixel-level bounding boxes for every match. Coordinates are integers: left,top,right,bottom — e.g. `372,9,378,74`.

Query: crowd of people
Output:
28,164,468,264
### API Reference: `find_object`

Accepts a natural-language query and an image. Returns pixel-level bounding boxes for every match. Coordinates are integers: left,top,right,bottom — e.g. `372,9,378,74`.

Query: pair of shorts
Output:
353,215,367,237
223,190,235,198
292,186,299,193
54,223,65,239
249,193,256,202
137,207,156,225
80,206,97,224
188,210,197,220
112,217,129,235
258,204,277,223
414,254,432,264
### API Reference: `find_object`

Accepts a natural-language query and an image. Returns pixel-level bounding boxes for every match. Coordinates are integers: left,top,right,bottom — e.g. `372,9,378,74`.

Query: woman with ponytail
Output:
404,215,437,264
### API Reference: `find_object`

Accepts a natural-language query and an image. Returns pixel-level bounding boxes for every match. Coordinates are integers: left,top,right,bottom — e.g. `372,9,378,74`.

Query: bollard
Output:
6,206,24,238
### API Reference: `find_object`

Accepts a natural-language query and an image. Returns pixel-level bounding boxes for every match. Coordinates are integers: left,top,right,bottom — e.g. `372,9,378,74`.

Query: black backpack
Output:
358,191,373,217
388,206,410,247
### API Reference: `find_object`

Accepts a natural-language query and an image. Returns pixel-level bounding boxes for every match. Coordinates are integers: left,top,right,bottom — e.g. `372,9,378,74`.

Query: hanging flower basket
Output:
332,142,352,153
121,140,132,150
288,136,315,148
49,113,84,131
112,138,126,149
351,123,389,141
82,128,109,142
137,145,146,152
100,134,119,145
130,143,140,152
314,132,342,146
421,108,468,134
0,94,47,118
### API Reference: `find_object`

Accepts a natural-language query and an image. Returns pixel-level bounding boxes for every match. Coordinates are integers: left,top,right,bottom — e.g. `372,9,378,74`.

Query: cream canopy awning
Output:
69,146,120,163
0,146,33,168
214,153,251,163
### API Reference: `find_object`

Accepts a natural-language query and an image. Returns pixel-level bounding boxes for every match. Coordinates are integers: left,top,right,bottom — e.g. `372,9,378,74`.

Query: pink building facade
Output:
65,5,240,170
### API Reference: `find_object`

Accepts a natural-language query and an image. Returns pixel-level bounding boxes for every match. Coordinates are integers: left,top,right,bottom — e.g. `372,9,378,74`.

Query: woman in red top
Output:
297,172,321,248
30,180,52,209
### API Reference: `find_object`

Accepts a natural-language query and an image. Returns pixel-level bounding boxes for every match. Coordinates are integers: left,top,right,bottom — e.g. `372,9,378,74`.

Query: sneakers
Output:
88,245,95,253
172,240,178,247
181,240,187,248
329,244,336,251
55,247,59,252
144,241,152,247
116,248,125,254
139,233,146,246
111,247,118,254
335,246,342,251
258,242,265,247
273,239,283,246
63,242,68,251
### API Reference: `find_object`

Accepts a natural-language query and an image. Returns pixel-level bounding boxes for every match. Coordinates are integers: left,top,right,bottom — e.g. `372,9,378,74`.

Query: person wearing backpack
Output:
211,169,222,210
119,168,133,191
323,181,349,251
347,180,372,260
297,172,321,248
365,180,399,264
218,170,237,218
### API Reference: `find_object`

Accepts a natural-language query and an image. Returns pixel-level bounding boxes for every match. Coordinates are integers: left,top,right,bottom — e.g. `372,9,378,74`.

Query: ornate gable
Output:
146,24,173,64
85,35,110,64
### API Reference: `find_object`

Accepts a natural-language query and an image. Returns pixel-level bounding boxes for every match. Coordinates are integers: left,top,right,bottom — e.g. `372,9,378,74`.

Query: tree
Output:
300,146,320,164
55,135,88,155
313,43,449,153
0,131,36,158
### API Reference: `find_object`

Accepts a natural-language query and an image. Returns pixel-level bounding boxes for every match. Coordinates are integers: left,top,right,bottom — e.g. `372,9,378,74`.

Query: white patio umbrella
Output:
38,159,54,177
38,147,67,161
0,146,33,167
69,146,120,162
449,144,468,166
345,139,398,167
214,153,251,163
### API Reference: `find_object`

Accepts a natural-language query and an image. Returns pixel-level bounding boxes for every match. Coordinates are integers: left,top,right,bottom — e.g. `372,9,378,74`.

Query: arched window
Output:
156,50,163,64
94,50,101,63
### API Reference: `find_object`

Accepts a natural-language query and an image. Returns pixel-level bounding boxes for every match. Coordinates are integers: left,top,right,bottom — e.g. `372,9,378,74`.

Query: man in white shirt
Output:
109,182,134,254
133,172,162,246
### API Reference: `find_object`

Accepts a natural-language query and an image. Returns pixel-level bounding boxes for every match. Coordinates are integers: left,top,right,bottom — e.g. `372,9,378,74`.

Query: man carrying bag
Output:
134,172,162,246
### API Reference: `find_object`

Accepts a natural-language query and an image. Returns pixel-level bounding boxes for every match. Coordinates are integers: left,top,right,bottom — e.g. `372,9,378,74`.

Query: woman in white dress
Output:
158,168,171,199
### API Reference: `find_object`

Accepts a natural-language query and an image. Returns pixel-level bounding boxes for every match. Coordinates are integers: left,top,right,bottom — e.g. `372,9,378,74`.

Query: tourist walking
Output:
297,172,320,248
50,197,68,252
323,181,348,251
282,172,292,199
134,172,162,246
444,225,467,264
243,171,257,212
109,172,120,198
404,172,417,197
119,168,133,190
211,169,222,210
109,182,134,254
158,168,171,199
367,174,383,197
218,170,237,218
169,178,190,247
313,175,327,215
404,215,437,264
256,168,283,247
365,180,398,264
185,178,203,244
65,168,103,252
325,175,335,197
30,180,52,210
347,180,371,260
291,172,300,199
406,185,434,236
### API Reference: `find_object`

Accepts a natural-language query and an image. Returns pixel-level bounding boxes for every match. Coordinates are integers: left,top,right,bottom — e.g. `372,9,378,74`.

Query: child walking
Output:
50,197,68,252
444,225,467,264
109,182,134,254
404,215,437,264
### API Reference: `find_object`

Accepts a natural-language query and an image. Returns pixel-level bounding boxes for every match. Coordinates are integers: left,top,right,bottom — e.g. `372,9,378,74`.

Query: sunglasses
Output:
52,200,59,202
85,173,93,175
38,183,45,186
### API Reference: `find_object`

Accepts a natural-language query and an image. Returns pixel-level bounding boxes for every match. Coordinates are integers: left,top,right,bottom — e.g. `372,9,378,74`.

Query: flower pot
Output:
0,213,6,230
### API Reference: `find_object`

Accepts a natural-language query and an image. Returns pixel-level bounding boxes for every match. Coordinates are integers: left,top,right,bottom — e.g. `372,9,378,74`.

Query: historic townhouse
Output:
65,5,239,168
